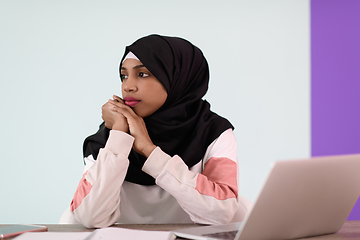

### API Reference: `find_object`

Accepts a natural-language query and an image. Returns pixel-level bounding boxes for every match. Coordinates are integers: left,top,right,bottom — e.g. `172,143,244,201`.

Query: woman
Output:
67,34,250,228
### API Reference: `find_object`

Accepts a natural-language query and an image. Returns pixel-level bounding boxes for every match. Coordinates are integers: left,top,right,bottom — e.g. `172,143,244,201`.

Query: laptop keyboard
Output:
202,230,237,240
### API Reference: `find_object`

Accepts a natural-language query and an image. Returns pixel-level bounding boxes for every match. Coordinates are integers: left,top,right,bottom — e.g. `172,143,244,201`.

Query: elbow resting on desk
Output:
72,206,120,228
187,194,251,225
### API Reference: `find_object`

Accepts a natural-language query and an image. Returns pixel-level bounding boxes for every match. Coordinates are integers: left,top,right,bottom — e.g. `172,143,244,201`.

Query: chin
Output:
133,107,154,118
133,110,146,118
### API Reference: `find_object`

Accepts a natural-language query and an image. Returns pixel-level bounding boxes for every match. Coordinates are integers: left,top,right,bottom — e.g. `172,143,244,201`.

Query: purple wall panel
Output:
311,0,360,220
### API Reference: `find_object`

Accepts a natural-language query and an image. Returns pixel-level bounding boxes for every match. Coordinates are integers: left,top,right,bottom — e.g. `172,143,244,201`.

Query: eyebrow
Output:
120,65,146,70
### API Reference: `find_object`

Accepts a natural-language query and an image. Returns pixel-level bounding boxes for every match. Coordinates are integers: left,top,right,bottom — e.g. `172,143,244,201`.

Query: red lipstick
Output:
124,97,141,107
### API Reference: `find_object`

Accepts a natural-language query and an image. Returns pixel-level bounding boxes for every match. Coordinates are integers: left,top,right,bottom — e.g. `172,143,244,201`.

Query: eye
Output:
120,74,128,82
139,72,149,78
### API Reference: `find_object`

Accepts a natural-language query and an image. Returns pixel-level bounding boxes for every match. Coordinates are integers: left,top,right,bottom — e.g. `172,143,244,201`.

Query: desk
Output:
1,221,360,239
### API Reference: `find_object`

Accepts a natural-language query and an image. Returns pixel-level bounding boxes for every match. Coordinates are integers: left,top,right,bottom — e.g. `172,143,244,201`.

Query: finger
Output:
108,99,124,109
108,98,124,105
110,104,130,115
113,95,123,102
107,99,138,118
110,104,138,119
108,99,134,113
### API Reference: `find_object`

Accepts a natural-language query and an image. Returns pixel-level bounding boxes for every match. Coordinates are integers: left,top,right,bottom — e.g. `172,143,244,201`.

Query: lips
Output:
124,97,141,107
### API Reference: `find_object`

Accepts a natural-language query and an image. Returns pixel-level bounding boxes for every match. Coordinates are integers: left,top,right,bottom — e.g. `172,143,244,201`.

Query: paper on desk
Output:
13,228,175,240
85,227,175,240
13,231,91,240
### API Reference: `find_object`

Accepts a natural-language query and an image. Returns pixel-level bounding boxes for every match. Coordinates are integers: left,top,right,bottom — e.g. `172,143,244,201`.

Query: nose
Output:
122,77,138,92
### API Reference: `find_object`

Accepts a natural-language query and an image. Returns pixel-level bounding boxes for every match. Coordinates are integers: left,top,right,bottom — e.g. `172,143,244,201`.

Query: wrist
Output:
142,144,157,158
112,123,128,132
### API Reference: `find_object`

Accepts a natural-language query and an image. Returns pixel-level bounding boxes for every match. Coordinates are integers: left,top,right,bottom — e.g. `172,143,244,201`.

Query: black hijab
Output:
83,34,234,185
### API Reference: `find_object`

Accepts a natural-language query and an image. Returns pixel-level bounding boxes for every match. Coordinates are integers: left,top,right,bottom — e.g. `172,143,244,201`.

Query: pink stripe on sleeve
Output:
70,171,93,211
195,157,238,200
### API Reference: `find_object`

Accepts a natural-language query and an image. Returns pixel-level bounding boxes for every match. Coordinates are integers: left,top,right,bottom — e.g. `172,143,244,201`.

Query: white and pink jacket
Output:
69,128,249,228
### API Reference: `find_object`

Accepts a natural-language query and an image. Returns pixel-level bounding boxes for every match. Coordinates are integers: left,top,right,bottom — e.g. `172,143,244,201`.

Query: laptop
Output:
173,154,360,240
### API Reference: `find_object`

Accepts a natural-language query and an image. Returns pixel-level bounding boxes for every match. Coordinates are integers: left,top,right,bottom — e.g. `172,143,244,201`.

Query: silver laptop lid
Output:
237,154,360,240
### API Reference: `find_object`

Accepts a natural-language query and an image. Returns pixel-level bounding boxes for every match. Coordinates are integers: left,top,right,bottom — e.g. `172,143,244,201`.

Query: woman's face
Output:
120,58,168,118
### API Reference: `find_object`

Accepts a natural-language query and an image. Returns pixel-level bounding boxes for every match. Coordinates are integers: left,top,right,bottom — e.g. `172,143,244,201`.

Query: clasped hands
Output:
101,95,156,158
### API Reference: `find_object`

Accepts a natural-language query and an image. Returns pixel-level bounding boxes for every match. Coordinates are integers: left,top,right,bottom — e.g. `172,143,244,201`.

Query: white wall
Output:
0,0,310,223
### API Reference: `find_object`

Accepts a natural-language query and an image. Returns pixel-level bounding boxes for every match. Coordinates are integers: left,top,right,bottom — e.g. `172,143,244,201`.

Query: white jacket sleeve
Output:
142,129,245,225
70,130,134,228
